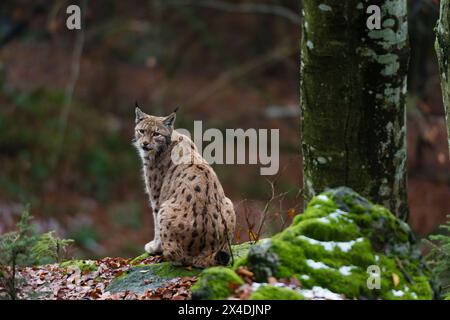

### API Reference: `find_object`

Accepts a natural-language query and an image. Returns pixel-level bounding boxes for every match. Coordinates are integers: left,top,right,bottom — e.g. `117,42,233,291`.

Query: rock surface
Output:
105,242,252,295
107,263,201,294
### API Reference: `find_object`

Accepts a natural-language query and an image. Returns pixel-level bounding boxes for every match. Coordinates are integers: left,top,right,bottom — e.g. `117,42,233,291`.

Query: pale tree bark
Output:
436,0,450,157
300,0,409,220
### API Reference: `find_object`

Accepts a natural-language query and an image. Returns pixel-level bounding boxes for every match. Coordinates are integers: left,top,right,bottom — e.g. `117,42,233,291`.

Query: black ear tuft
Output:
135,101,146,124
163,112,176,128
173,106,180,113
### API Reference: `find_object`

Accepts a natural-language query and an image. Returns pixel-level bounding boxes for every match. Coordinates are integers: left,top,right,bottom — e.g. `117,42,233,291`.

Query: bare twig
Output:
162,0,300,25
255,177,289,241
51,0,86,169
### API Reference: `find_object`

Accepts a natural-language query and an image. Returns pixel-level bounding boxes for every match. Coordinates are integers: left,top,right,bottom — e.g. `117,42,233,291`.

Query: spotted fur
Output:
133,105,236,268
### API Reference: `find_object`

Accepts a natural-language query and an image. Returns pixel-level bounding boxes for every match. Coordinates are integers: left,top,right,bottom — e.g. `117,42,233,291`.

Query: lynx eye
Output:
153,131,161,137
138,129,145,134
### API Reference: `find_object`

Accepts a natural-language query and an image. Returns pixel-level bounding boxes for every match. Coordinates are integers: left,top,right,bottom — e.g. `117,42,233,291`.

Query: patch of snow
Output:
300,286,343,300
328,209,349,221
316,195,330,202
306,259,331,270
298,235,364,253
318,4,332,12
316,217,330,224
392,289,404,297
251,282,264,291
251,282,343,300
338,266,355,276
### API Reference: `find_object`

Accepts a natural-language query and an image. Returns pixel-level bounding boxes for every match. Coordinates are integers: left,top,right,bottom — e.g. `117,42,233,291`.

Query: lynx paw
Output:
144,240,163,255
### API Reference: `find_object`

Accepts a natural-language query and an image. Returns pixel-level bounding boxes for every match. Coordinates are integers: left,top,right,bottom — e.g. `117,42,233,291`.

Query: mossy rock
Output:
244,187,432,299
107,262,201,294
250,285,304,300
60,260,97,272
191,267,244,300
193,187,433,300
121,242,252,296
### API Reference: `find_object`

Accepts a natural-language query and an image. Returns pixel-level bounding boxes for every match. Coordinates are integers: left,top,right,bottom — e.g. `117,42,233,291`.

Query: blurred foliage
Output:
0,65,140,205
425,216,450,299
109,200,142,230
0,205,72,299
68,224,100,255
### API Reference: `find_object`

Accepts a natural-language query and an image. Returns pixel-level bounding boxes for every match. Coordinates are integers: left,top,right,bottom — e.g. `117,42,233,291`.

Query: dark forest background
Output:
0,0,448,259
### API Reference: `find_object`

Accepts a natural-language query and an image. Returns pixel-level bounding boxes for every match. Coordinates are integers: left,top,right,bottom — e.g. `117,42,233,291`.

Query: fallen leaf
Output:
392,273,400,288
288,208,297,219
236,267,254,279
267,277,278,285
248,230,258,242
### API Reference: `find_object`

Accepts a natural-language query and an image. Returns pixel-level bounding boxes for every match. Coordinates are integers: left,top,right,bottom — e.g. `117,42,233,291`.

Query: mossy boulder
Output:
250,285,304,300
190,267,244,300
107,262,201,294
193,187,433,300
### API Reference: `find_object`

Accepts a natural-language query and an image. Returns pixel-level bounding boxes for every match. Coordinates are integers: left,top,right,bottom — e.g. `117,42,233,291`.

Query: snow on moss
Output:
318,4,332,12
298,235,364,253
192,188,433,300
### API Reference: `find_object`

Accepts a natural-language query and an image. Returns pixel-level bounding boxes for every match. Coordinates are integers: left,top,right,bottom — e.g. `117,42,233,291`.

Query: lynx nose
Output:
142,142,149,147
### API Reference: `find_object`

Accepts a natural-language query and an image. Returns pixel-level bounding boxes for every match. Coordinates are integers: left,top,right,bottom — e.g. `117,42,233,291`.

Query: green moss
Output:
191,267,244,300
60,259,97,272
231,242,253,261
250,285,304,300
130,252,149,265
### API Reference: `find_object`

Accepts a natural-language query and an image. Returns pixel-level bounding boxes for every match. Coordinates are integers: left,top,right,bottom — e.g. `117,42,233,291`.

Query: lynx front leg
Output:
144,240,162,254
144,208,162,255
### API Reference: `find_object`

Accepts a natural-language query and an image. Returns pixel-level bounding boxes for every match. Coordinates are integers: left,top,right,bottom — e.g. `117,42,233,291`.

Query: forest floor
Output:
10,256,199,300
8,256,340,300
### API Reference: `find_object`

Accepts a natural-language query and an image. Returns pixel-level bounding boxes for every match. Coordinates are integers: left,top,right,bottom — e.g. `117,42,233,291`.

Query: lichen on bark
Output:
436,0,450,156
300,0,409,220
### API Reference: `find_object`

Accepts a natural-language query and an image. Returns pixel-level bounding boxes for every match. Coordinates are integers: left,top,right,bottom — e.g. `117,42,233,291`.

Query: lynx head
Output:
133,102,178,158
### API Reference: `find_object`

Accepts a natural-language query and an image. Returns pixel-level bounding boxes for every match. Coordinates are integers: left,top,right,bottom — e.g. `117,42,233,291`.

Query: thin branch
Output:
162,0,300,25
255,177,288,240
51,0,86,169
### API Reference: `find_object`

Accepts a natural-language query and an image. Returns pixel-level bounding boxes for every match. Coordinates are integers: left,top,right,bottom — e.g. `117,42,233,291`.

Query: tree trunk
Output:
300,1,409,220
436,0,450,157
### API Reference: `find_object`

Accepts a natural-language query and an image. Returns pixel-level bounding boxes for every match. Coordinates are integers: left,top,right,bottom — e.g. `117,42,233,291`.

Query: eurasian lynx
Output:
133,104,236,267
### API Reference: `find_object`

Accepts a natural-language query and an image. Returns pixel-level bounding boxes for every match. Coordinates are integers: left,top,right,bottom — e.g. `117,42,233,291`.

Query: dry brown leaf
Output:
287,208,297,218
267,276,278,285
236,267,254,279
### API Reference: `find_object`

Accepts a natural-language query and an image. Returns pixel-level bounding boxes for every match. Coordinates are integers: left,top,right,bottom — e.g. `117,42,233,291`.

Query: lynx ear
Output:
135,102,146,124
162,109,177,128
